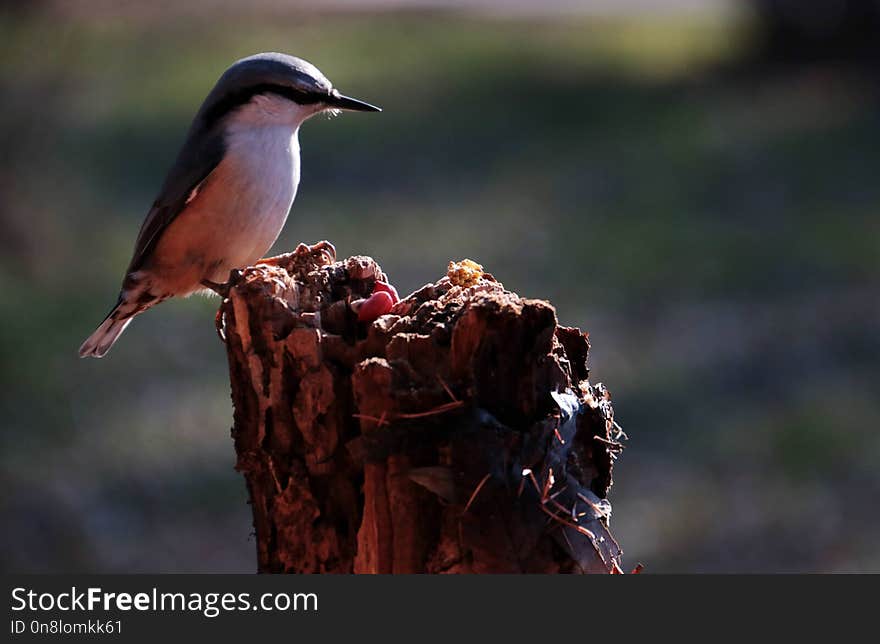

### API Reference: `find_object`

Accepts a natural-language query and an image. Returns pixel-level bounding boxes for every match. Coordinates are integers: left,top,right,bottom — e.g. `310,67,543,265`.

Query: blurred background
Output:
1,0,878,573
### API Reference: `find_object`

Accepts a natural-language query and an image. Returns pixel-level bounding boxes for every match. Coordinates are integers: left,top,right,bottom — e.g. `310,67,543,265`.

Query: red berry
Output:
372,281,400,304
357,291,394,322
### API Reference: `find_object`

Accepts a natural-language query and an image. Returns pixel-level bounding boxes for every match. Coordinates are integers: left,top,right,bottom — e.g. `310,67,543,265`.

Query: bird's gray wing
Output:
126,126,226,273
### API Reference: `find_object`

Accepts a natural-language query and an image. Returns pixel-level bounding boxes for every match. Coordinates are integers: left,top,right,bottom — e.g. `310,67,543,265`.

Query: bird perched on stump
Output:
79,52,380,358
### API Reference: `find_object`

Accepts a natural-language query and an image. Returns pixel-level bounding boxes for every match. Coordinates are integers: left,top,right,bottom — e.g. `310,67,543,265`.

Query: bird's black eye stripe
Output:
202,83,328,126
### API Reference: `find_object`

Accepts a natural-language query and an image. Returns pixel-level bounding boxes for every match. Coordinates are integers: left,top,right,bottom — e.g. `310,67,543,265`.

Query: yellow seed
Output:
447,259,484,287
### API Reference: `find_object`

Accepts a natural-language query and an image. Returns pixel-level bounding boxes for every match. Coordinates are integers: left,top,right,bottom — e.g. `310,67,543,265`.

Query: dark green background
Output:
1,2,878,572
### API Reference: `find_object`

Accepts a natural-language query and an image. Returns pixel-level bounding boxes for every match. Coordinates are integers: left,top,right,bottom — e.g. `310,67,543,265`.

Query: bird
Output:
79,52,380,358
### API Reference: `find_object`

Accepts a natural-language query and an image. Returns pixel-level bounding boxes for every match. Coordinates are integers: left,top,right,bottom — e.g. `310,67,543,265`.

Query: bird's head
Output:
198,52,381,128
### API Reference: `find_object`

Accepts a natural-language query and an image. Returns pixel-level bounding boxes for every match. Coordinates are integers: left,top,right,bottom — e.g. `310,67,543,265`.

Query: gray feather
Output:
127,126,225,273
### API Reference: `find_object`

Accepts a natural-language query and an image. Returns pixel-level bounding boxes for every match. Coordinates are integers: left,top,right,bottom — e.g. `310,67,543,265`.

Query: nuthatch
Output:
79,52,380,358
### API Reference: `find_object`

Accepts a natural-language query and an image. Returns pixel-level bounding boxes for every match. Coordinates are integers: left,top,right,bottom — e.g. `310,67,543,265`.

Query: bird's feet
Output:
304,239,337,264
257,240,337,268
201,269,243,298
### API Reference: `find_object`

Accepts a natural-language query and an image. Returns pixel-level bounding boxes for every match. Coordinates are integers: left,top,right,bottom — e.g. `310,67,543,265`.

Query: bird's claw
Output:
258,241,336,271
201,270,242,298
291,240,337,266
310,240,337,264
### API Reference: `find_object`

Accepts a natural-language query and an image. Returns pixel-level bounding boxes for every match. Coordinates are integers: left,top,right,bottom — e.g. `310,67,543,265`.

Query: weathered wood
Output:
219,243,626,573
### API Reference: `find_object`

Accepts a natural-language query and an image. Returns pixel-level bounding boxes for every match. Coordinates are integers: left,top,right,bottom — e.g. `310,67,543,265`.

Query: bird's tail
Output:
79,298,134,358
80,274,166,358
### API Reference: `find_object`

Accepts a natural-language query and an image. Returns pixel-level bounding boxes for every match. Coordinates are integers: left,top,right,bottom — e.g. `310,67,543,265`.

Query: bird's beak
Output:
326,92,382,113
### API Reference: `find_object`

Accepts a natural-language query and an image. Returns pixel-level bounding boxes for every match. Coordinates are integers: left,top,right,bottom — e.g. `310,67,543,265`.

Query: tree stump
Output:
219,243,627,573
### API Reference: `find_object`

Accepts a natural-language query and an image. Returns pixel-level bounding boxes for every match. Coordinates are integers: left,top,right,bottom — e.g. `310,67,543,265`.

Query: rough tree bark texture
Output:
219,244,627,573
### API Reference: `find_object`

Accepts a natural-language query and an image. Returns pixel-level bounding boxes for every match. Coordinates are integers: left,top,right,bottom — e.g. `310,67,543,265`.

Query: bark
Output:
219,244,627,573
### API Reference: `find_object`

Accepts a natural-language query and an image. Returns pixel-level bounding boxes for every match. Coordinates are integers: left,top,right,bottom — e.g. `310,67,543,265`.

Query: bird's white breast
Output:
219,118,301,268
